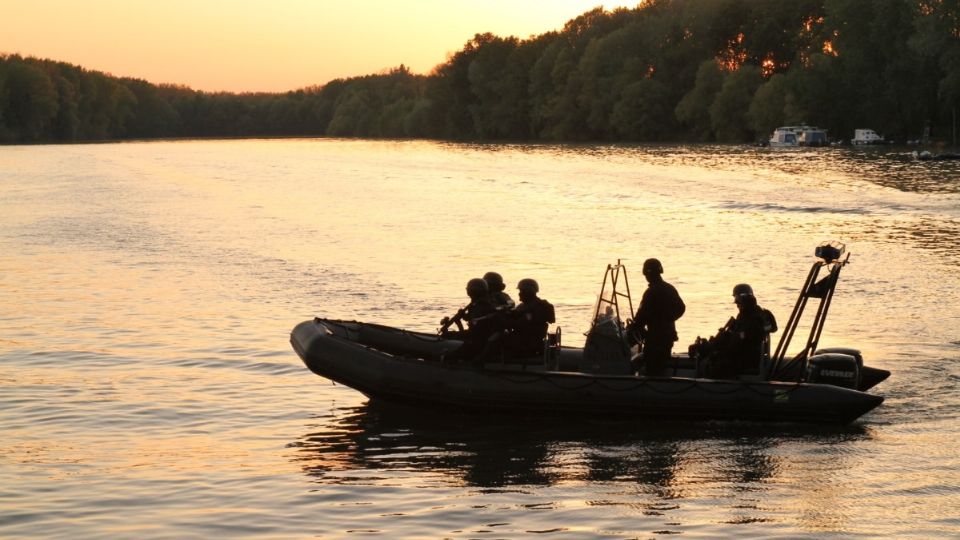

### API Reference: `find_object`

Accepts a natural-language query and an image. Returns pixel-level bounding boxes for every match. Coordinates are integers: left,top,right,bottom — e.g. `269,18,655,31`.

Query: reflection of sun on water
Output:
2,139,958,538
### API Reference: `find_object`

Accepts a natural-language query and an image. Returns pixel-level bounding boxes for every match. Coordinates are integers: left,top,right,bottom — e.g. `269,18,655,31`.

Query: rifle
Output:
439,306,467,335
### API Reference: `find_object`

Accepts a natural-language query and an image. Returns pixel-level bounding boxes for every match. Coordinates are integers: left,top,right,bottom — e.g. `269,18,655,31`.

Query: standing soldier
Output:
628,258,685,376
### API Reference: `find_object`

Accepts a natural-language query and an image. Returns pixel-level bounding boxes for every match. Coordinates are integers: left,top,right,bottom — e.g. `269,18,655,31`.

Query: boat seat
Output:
479,328,563,371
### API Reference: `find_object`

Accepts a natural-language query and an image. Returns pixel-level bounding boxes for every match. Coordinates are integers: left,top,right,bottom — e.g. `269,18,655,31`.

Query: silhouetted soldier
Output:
483,271,516,310
628,258,685,376
440,278,499,363
503,278,555,357
713,283,777,377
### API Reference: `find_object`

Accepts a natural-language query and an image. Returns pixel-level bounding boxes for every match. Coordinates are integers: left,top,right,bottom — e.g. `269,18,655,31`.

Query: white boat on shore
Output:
798,127,828,147
768,125,828,147
852,128,885,145
768,126,800,147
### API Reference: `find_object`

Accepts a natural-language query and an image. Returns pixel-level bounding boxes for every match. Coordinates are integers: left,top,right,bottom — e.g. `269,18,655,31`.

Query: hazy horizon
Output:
2,0,638,93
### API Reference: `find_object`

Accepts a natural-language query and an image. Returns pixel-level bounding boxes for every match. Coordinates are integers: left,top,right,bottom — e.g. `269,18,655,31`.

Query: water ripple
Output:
2,139,957,539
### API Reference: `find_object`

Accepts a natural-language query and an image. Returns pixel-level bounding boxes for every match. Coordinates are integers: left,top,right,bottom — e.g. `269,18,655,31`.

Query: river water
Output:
1,139,958,538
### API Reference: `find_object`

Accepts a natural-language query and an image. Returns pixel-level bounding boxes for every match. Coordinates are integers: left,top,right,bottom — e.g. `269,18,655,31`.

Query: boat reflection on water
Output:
289,400,873,491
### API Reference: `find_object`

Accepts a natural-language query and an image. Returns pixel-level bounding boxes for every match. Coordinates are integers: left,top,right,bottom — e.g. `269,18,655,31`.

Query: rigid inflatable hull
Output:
291,319,884,424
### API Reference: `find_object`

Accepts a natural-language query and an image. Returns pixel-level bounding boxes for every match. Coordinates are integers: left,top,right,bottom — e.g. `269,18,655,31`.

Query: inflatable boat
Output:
291,244,887,424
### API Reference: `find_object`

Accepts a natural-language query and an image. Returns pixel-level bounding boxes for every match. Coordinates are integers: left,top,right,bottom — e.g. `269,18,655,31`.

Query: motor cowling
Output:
806,353,860,389
815,347,864,370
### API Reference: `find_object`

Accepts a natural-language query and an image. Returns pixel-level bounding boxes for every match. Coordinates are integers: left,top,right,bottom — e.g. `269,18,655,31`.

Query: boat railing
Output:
592,259,634,330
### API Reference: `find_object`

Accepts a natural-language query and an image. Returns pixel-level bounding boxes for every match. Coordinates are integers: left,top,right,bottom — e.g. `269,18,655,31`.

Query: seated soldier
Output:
703,284,777,378
501,278,556,357
483,271,516,310
440,278,499,363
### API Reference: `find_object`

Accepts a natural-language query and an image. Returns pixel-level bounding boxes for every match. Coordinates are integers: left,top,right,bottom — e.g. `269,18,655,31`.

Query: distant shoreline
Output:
5,135,955,150
3,3,958,146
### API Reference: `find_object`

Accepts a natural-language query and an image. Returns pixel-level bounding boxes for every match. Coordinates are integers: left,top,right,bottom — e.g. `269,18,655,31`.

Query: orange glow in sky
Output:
2,1,638,93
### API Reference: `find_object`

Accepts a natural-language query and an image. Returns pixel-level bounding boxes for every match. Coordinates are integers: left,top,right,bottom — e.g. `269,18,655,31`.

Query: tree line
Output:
2,0,958,145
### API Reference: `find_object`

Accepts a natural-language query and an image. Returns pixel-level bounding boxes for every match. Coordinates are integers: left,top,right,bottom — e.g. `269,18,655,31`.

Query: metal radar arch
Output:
770,241,851,380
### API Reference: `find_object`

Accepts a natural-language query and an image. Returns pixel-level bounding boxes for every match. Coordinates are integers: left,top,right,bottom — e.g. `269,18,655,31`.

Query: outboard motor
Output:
806,353,860,389
815,347,864,371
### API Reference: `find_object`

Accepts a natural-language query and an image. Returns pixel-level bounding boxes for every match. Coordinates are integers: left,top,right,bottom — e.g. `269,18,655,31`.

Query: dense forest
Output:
2,0,959,144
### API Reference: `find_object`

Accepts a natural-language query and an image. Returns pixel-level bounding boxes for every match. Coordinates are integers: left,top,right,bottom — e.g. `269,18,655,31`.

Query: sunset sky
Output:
3,1,638,93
